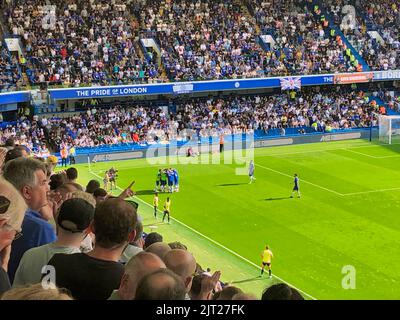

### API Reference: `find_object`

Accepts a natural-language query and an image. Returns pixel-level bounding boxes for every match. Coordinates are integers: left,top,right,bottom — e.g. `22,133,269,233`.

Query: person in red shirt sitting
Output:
132,133,139,143
60,47,67,59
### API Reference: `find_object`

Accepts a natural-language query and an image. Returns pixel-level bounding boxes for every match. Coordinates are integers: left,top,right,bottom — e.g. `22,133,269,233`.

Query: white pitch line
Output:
255,163,400,197
377,155,400,159
255,164,344,196
343,149,400,159
257,144,400,159
89,170,317,300
344,148,380,158
345,149,400,159
343,187,400,196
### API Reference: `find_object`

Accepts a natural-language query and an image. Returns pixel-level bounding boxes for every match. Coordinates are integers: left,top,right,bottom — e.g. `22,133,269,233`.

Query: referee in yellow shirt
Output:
162,197,171,224
153,193,159,218
260,245,274,278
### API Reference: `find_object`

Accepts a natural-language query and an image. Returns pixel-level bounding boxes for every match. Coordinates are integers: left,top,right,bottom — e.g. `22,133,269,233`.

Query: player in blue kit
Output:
291,174,301,198
167,168,174,193
248,160,256,184
172,168,179,192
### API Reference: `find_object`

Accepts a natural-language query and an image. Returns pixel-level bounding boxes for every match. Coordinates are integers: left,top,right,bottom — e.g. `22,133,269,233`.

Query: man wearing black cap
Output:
13,198,95,287
47,198,137,300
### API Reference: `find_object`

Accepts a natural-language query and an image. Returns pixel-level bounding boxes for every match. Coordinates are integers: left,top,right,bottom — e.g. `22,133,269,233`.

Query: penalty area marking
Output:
344,149,400,159
89,170,317,300
342,187,400,196
255,164,400,197
256,144,400,159
255,164,345,196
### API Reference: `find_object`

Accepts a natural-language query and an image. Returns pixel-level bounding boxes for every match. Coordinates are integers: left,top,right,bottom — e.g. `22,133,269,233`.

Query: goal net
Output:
379,115,400,144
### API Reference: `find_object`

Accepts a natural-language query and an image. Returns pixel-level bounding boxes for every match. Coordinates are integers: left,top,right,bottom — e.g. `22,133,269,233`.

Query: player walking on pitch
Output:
162,197,171,224
153,193,159,218
291,173,301,198
260,245,274,278
103,171,109,191
249,160,256,184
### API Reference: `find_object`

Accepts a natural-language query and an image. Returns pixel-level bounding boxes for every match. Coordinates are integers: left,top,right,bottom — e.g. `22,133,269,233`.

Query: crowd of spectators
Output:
324,0,399,71
175,90,378,136
0,45,21,91
355,0,399,71
136,0,267,81
0,90,380,153
1,0,399,89
379,91,400,113
0,117,49,156
0,146,304,300
3,0,164,87
247,0,362,74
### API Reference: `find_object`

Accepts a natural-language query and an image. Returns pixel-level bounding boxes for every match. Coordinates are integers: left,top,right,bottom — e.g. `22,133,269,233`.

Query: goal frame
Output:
379,115,400,144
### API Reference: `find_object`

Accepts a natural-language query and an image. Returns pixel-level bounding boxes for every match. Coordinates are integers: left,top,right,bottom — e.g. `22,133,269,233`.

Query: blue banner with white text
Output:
0,91,31,105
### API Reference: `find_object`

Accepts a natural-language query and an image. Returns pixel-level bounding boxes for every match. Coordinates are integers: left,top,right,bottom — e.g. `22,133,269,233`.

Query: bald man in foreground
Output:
145,241,171,260
108,252,166,300
163,249,197,299
135,269,186,300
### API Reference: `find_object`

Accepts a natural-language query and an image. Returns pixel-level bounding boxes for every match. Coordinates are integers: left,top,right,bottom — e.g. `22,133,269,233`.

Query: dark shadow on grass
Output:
264,197,292,201
230,276,264,285
217,183,249,187
143,222,165,228
134,189,156,195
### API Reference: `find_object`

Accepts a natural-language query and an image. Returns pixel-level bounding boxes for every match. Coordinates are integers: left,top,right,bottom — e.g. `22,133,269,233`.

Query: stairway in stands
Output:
129,6,168,82
311,0,371,72
237,0,261,35
0,2,32,89
21,72,30,89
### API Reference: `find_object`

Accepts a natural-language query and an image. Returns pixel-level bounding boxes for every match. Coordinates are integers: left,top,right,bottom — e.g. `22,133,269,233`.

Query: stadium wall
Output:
76,128,377,164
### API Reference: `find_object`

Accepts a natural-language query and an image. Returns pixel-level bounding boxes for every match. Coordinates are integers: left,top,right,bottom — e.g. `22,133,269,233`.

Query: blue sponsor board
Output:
0,91,31,105
48,74,335,100
49,84,171,100
373,70,400,81
26,70,400,102
1,70,398,104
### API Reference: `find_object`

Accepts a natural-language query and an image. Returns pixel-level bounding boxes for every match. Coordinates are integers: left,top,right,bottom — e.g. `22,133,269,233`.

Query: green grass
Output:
74,139,400,300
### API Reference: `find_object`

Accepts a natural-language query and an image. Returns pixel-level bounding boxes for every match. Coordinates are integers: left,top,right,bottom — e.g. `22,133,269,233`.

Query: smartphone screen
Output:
0,195,10,214
125,200,139,210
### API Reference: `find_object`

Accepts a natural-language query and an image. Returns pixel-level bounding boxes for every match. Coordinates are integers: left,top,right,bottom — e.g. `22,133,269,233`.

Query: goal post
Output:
379,115,400,144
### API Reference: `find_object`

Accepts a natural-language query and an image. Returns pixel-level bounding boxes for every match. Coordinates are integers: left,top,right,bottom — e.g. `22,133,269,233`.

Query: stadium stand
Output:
0,0,398,88
323,0,399,71
246,0,363,74
0,43,22,91
135,0,268,81
0,89,382,157
3,0,164,87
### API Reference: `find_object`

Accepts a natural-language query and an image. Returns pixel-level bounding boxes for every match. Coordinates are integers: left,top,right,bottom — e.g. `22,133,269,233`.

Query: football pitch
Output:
75,139,400,300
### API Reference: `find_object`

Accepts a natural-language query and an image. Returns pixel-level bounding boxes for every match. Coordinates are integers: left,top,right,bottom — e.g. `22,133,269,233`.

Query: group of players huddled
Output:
155,168,179,193
103,167,118,191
